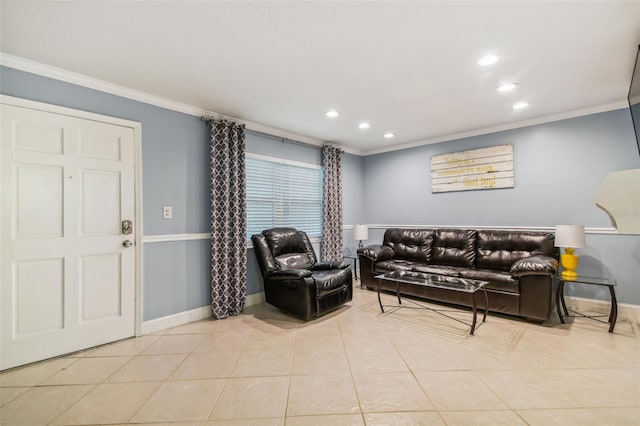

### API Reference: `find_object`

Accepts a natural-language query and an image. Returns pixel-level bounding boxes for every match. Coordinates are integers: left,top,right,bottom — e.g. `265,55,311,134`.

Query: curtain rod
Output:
246,128,318,149
200,115,245,126
201,115,334,151
203,117,324,149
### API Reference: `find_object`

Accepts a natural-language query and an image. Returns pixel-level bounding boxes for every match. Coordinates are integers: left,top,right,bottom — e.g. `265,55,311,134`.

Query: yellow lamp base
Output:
560,248,579,281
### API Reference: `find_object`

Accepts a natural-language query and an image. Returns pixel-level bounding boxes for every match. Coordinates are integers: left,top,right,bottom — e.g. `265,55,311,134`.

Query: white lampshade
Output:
554,225,586,248
353,224,369,241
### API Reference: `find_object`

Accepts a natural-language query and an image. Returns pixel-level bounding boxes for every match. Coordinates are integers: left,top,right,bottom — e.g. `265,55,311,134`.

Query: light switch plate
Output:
163,206,173,219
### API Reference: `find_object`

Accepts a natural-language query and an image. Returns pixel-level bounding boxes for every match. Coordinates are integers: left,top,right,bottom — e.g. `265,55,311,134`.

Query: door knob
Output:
122,240,133,248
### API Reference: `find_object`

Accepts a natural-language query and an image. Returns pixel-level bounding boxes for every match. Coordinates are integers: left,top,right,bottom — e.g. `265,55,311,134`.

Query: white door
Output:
1,102,137,370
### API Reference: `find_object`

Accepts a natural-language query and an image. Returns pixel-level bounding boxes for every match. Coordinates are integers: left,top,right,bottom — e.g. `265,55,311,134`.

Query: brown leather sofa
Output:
358,228,559,322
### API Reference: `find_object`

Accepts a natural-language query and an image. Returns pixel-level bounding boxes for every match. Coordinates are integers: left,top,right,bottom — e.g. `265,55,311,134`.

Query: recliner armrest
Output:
313,261,349,270
268,269,313,281
357,244,395,261
511,255,558,277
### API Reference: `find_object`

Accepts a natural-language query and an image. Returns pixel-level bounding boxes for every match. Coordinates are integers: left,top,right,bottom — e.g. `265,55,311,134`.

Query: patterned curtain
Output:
209,120,247,319
321,145,344,262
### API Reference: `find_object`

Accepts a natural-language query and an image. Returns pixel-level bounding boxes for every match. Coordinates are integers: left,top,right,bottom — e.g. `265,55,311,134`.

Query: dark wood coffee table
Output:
375,270,489,335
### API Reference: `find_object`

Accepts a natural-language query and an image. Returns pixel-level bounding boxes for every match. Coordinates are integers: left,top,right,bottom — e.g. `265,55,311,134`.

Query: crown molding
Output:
0,52,338,152
362,101,629,156
1,53,210,117
1,52,624,158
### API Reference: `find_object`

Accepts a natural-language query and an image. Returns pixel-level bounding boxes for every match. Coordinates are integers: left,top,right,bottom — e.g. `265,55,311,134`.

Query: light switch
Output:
163,206,173,219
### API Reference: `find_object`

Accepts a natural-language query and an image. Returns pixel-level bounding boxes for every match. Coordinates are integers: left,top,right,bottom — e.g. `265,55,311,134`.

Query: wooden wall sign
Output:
431,144,514,193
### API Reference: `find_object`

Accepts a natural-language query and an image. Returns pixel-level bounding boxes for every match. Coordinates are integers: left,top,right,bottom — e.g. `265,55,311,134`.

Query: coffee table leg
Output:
396,282,402,305
377,278,385,313
608,286,618,333
470,294,478,335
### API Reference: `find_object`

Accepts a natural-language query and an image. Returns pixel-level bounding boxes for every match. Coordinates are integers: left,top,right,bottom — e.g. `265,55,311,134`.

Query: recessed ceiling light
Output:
497,83,517,92
513,102,529,110
478,54,499,66
358,122,370,129
325,110,340,118
383,132,395,139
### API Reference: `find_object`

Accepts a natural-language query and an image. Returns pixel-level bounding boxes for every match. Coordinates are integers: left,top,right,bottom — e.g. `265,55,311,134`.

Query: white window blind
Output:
246,153,323,240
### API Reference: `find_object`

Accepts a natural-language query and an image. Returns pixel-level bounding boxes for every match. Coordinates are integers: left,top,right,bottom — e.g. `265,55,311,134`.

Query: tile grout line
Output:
2,289,638,425
124,349,190,424
44,353,146,425
206,322,285,423
49,343,169,425
336,314,366,424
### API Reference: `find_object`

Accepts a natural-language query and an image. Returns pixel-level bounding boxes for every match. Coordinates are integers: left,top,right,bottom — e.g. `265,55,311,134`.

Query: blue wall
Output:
143,240,211,320
0,66,365,320
362,109,640,305
2,65,638,316
1,66,214,320
0,67,212,236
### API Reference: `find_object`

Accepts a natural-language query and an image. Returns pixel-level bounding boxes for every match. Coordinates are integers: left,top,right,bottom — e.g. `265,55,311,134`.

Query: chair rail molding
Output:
142,233,210,243
362,224,618,235
142,225,621,245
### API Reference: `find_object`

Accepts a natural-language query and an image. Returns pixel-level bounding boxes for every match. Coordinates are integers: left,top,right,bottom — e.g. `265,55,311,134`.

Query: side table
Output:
555,274,618,333
343,255,360,284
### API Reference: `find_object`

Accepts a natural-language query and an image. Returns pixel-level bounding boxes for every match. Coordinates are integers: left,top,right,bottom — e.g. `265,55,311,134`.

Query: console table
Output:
555,274,617,333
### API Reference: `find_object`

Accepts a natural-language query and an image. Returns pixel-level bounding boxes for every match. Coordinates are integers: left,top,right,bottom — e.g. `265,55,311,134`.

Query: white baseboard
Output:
565,295,639,320
141,292,266,334
246,291,265,307
141,306,212,335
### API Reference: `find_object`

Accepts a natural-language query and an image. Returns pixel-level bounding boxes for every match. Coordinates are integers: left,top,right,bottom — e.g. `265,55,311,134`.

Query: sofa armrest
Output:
268,269,313,281
511,255,558,277
313,261,348,270
357,244,395,261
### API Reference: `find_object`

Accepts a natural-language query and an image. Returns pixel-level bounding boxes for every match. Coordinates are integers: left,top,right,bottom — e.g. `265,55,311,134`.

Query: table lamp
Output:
353,224,369,249
554,225,586,280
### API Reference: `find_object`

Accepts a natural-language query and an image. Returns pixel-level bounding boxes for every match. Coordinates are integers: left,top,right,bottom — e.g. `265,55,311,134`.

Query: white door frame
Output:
0,94,144,337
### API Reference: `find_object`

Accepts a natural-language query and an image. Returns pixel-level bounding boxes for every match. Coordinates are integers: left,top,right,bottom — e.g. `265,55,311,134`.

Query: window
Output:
246,153,323,241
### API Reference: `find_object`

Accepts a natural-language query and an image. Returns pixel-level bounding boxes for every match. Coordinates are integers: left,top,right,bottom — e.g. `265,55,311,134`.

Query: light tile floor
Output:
1,285,639,425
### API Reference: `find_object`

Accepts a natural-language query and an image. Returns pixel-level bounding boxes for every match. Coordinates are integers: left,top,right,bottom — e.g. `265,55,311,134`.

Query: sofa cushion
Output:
376,259,415,271
476,230,556,271
412,264,465,277
459,269,519,294
383,229,435,263
431,229,477,268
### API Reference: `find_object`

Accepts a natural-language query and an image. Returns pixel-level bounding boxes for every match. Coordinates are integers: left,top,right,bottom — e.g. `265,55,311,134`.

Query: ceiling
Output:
1,1,639,154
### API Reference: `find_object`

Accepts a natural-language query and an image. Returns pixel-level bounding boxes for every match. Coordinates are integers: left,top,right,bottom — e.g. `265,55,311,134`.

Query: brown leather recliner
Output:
251,228,353,320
